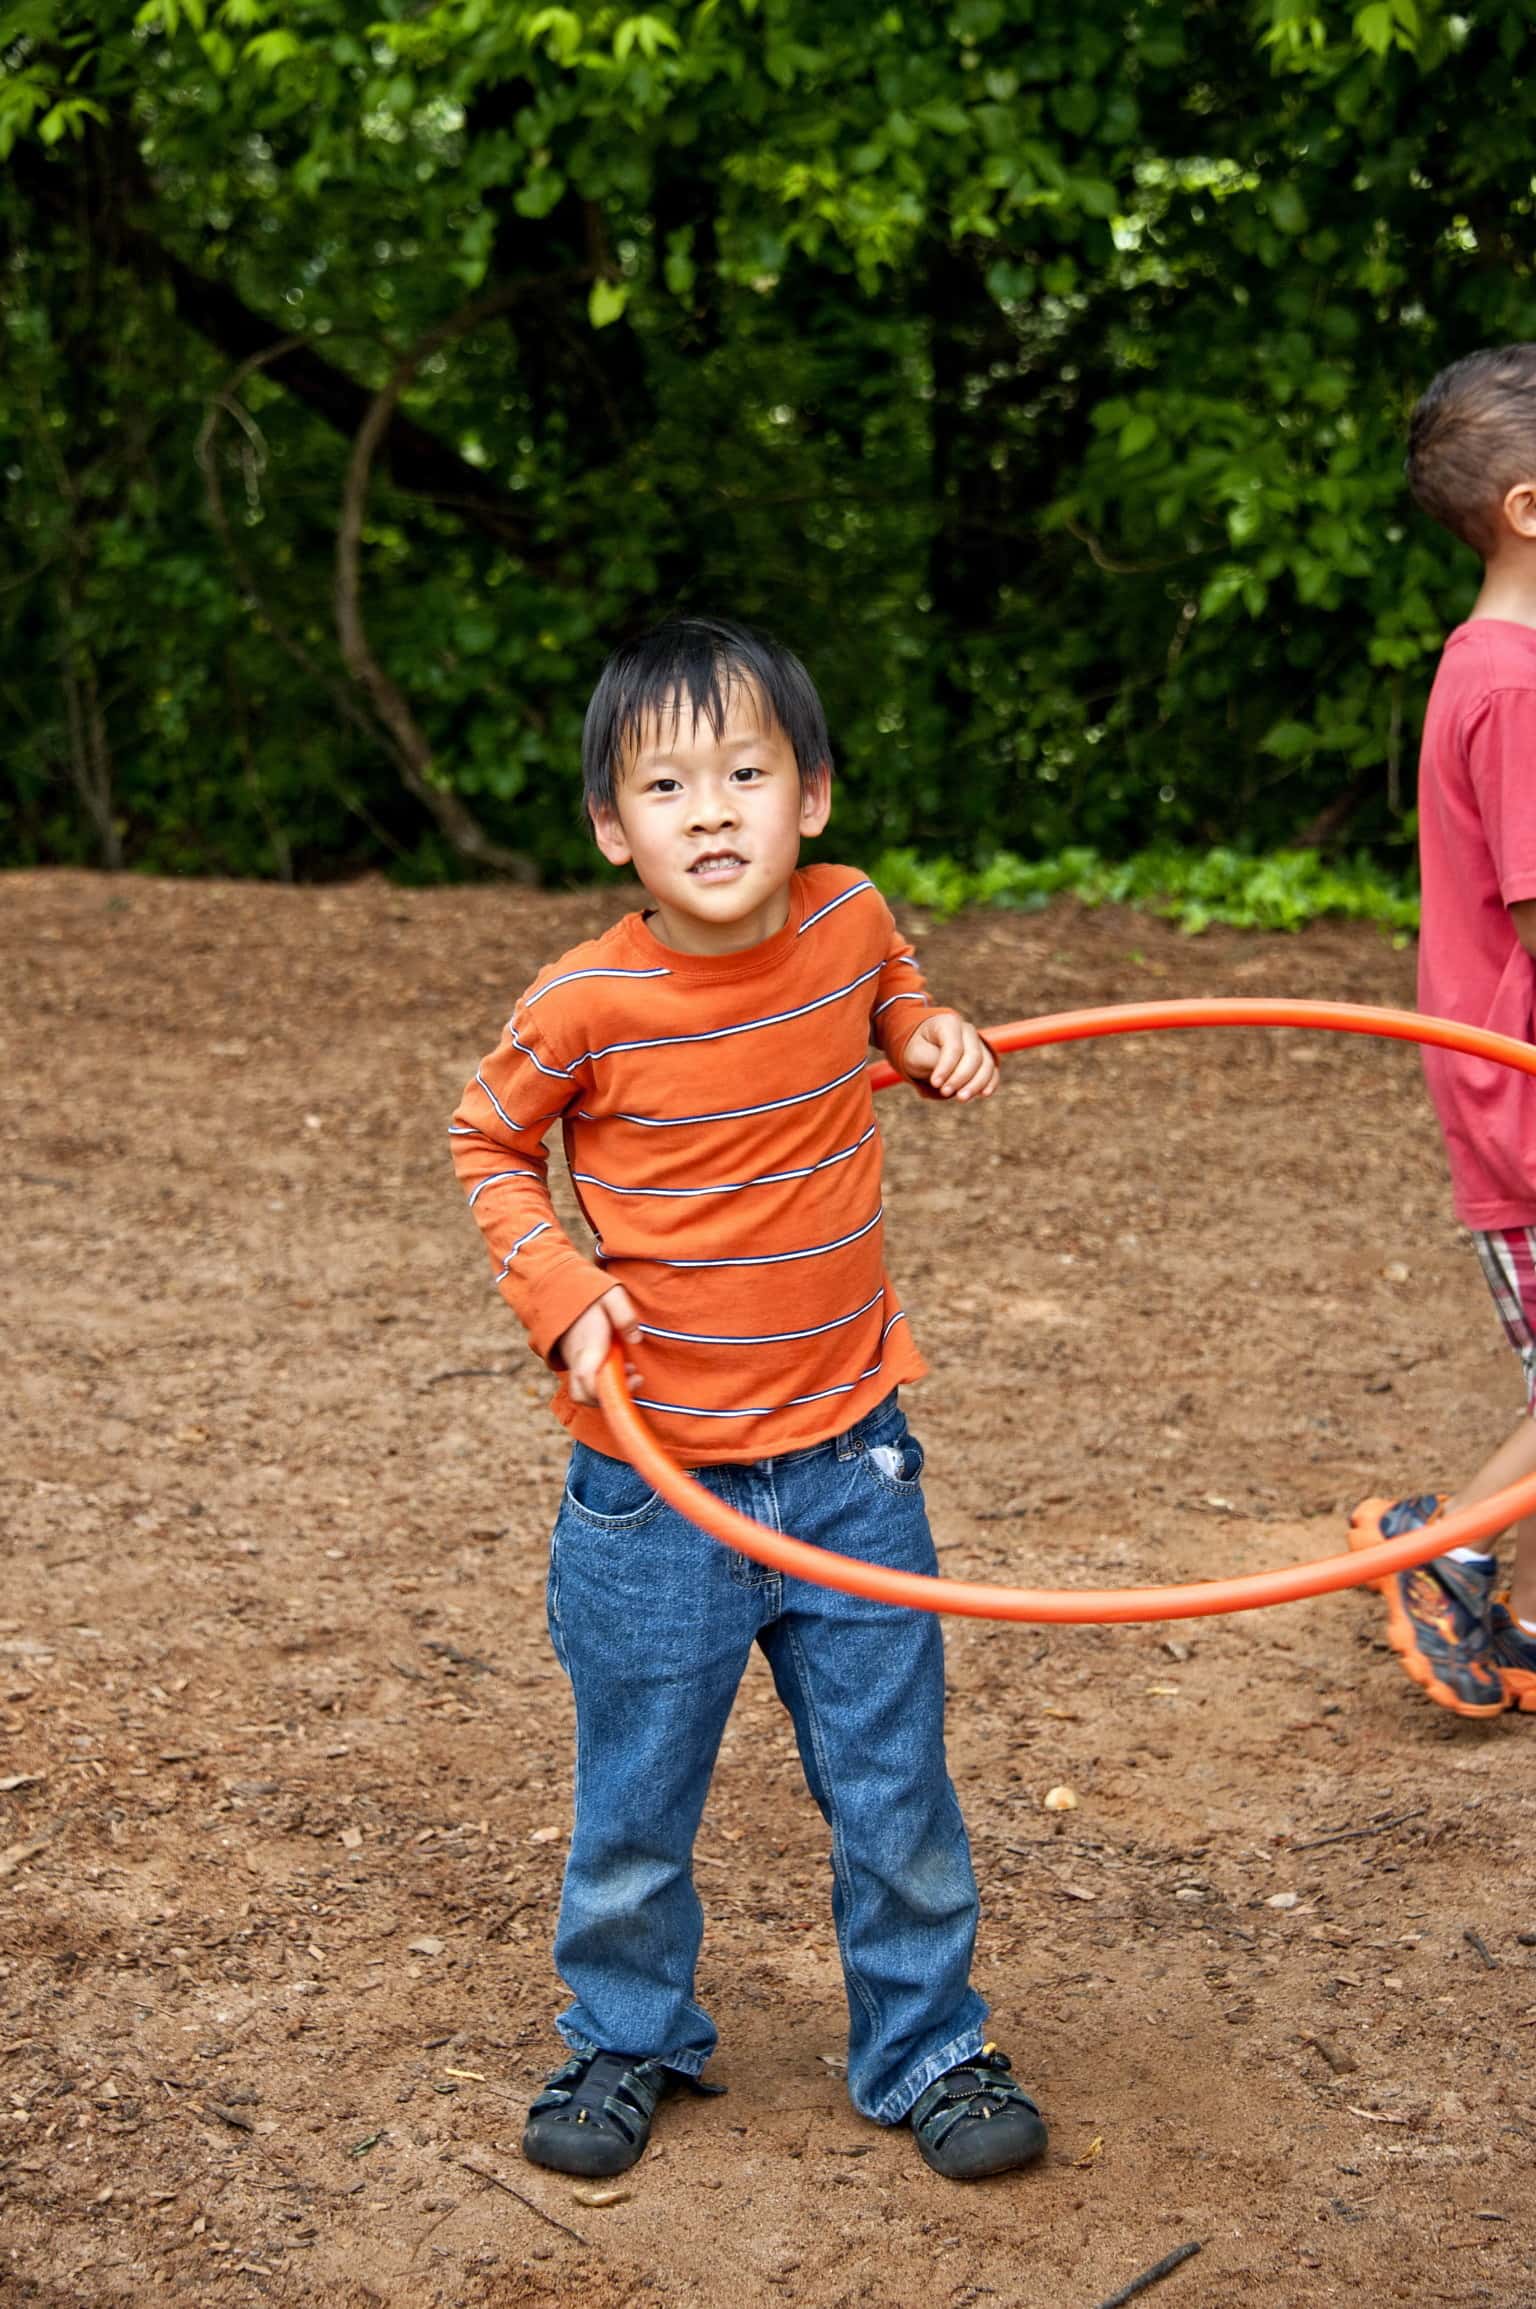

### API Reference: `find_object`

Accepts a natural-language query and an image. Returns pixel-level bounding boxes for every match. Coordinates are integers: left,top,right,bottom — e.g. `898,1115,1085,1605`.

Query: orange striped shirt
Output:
450,864,948,1463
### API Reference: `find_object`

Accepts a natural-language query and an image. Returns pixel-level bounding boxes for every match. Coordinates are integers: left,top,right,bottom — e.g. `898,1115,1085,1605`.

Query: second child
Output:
1350,346,1536,1717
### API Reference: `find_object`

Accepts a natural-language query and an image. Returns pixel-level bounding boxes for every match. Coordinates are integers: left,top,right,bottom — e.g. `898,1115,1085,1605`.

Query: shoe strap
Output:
911,2053,1038,2150
528,2052,665,2141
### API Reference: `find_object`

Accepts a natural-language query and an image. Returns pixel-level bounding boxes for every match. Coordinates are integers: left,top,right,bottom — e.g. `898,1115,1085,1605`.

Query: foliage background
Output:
1,0,1527,889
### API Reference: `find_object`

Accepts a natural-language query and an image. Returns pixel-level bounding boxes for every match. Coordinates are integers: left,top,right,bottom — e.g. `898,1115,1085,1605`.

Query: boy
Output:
450,616,1047,2182
1349,346,1536,1718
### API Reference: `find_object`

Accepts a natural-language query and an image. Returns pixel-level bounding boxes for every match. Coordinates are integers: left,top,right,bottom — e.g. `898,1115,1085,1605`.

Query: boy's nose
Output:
689,787,739,830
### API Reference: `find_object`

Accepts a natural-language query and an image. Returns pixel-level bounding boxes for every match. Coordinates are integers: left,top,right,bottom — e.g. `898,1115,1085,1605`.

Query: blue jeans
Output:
544,1391,987,2124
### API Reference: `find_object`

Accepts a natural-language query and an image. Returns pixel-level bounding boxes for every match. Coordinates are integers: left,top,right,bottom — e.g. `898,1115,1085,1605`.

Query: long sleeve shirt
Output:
449,863,949,1463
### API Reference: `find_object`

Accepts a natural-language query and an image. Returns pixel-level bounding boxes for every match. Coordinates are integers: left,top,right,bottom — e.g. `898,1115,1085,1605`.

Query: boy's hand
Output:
902,1011,998,1101
558,1286,643,1406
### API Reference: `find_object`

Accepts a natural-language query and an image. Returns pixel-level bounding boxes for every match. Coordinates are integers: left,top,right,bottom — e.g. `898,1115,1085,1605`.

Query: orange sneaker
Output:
1347,1495,1504,1718
1490,1599,1536,1714
1348,1492,1448,1588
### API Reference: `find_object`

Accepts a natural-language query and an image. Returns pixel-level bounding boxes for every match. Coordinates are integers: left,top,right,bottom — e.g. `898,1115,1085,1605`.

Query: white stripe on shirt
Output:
473,1071,526,1134
570,1125,877,1202
570,963,883,1067
636,1288,885,1347
523,965,672,1008
494,1221,550,1279
584,1057,869,1131
629,1206,882,1271
507,1028,575,1081
630,1314,908,1420
797,880,874,935
468,1167,542,1206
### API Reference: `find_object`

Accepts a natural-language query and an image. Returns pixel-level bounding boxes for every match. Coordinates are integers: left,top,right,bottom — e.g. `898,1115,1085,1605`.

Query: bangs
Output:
582,617,832,814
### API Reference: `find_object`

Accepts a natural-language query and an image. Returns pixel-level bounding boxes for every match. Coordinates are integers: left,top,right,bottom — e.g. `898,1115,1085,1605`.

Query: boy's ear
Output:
1502,480,1536,542
589,803,633,868
798,762,833,840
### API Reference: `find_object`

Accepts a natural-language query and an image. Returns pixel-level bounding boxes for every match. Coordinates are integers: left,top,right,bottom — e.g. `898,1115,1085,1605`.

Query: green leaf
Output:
36,96,108,144
614,12,680,63
588,277,629,329
513,169,566,219
1260,718,1315,759
1118,411,1158,458
244,27,301,69
523,7,583,64
663,227,696,298
1267,182,1308,235
1353,3,1394,55
1071,176,1119,220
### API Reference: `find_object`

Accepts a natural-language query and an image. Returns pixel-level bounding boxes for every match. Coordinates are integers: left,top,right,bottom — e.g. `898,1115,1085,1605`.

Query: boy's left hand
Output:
901,1011,998,1101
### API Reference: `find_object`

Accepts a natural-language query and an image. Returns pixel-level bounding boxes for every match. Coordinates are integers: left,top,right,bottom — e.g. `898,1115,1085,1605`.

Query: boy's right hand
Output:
558,1286,643,1406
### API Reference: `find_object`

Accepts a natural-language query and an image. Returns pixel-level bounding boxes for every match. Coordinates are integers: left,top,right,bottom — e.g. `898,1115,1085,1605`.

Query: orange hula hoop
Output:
595,999,1536,1624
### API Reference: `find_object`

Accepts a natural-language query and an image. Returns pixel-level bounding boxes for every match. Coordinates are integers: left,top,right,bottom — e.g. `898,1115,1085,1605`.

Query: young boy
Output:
1349,346,1536,1719
450,616,1047,2182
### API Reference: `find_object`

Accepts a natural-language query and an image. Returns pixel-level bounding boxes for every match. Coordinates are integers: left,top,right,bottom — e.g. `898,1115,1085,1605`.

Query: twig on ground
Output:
1300,2032,1357,2076
0,1828,54,1880
424,1368,513,1386
1086,2239,1202,2309
459,2153,589,2246
1290,1804,1428,1853
422,1640,499,1676
974,1492,1075,1522
1463,1927,1497,1970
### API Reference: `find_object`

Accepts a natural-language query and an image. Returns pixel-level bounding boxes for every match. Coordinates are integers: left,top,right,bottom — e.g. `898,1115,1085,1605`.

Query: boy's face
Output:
591,683,830,956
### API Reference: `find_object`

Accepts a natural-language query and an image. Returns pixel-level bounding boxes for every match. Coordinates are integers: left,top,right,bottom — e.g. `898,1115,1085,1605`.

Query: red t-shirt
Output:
1418,619,1536,1228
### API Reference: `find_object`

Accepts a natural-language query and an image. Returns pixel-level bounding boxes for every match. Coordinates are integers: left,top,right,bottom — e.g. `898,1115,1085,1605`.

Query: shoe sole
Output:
1348,1501,1505,1720
1346,1499,1396,1594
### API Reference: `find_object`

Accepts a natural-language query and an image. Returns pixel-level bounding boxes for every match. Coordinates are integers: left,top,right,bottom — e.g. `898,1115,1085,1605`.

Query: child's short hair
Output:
1408,345,1536,553
581,615,832,818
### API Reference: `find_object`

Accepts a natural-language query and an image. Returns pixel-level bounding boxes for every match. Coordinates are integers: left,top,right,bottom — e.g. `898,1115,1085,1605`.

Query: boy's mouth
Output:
688,851,748,881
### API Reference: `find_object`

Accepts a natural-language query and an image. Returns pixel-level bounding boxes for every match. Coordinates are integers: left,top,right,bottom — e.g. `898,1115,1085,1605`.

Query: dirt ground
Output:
4,869,1536,2309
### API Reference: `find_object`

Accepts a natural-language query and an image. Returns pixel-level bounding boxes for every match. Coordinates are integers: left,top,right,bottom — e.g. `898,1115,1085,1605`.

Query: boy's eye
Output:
730,765,763,783
644,777,681,795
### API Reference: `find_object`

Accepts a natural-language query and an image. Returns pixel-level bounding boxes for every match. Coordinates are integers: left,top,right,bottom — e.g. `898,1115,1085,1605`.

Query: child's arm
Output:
869,904,998,1101
450,1018,615,1369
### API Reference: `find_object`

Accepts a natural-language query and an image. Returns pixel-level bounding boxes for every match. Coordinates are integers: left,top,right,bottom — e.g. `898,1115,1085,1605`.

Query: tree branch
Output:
14,134,565,563
336,280,587,880
195,339,413,769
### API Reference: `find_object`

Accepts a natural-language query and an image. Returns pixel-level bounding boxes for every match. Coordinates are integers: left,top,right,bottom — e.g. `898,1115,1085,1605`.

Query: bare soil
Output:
4,870,1535,2309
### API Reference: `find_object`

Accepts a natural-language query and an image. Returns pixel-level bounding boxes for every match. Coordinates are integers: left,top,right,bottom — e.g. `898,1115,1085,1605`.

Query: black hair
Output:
581,615,832,817
1408,345,1536,554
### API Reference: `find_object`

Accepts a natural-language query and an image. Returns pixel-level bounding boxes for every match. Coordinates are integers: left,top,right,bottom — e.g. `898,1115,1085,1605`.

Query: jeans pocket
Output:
861,1422,926,1494
561,1441,665,1531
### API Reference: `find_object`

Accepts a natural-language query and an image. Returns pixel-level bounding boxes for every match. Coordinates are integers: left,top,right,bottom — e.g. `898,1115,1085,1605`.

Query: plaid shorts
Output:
1473,1227,1536,1413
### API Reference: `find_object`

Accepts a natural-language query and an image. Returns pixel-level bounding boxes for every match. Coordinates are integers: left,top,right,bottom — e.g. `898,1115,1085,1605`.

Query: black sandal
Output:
909,2047,1047,2181
522,2050,683,2177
